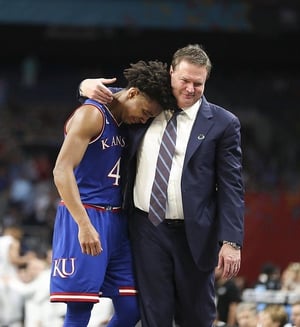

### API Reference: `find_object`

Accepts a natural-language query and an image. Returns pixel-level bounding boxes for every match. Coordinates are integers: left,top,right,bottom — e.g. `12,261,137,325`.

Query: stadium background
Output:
0,0,299,286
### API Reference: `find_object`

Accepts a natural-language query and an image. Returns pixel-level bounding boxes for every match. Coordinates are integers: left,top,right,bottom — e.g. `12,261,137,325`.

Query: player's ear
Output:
128,87,139,99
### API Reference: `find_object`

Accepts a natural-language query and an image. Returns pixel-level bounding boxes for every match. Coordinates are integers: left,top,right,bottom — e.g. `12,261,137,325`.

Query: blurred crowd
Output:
0,224,116,327
1,222,300,326
214,261,300,326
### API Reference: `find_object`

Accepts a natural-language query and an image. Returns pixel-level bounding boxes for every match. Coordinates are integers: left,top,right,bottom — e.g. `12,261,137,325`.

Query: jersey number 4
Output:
108,157,121,186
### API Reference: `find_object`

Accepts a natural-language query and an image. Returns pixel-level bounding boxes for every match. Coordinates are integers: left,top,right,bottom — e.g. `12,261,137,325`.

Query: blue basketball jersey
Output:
50,98,137,304
74,98,126,206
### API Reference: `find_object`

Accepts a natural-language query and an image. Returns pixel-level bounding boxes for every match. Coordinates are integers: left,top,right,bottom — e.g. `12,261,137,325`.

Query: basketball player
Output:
49,60,176,327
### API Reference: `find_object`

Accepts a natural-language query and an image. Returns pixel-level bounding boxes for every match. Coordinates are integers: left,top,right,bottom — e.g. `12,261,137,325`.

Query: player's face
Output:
122,93,163,124
170,60,207,109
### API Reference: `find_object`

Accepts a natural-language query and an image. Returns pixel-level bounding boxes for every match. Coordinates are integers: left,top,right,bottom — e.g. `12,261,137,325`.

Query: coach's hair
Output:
171,44,212,79
123,60,177,110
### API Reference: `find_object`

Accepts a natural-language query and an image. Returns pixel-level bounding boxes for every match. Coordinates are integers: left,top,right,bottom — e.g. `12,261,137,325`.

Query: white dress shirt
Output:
134,99,201,219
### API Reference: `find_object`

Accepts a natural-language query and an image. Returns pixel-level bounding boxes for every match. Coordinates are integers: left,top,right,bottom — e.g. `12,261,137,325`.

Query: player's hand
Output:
78,224,103,256
217,243,241,279
80,78,116,104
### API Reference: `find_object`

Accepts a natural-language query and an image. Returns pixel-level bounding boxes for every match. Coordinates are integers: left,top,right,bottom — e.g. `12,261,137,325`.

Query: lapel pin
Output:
197,134,205,140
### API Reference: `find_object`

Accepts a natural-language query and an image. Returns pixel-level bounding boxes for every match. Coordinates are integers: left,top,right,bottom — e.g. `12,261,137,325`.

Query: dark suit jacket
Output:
124,96,245,271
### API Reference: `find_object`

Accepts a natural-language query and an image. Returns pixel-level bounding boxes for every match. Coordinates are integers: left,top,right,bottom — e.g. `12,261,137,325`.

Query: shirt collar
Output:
181,98,202,121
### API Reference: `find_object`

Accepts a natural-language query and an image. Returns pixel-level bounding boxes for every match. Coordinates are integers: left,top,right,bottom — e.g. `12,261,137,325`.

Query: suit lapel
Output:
127,121,151,160
183,97,214,168
127,98,214,166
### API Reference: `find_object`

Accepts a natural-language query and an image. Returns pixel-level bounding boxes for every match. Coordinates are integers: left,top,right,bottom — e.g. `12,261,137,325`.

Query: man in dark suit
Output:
78,44,245,327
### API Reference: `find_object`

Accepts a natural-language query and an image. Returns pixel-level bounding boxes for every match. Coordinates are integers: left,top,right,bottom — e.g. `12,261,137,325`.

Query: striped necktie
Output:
148,109,181,226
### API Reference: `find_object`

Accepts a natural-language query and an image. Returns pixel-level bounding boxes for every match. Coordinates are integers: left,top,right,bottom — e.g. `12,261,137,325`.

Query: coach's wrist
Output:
222,241,241,250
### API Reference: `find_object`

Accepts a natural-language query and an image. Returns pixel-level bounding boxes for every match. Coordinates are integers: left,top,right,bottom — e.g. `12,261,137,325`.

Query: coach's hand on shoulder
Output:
79,77,116,104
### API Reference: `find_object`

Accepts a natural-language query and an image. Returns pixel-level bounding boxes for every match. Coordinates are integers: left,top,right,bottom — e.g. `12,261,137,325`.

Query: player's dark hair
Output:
123,60,177,110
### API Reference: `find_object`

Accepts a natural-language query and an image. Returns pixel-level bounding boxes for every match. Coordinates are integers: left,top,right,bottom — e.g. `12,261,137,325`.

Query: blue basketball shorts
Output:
50,204,137,303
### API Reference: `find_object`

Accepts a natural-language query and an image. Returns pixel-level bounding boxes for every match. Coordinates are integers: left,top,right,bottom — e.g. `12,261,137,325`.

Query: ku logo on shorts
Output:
52,258,76,278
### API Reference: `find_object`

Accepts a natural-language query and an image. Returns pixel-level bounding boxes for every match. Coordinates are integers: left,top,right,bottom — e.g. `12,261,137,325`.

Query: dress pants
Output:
129,209,216,327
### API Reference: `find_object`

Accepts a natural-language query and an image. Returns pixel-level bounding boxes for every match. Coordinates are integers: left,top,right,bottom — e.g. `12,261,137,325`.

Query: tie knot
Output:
170,108,182,119
174,107,182,114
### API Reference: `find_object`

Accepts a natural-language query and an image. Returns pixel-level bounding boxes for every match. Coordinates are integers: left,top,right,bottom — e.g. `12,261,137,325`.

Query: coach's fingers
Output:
101,77,117,86
94,78,116,103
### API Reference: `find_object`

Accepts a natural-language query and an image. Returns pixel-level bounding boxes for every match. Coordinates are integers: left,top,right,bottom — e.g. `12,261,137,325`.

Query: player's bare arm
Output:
53,105,104,256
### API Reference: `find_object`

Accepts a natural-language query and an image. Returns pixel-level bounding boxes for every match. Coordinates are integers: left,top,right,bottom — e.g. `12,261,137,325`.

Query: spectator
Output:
258,304,288,327
254,263,281,291
0,224,34,278
0,225,36,326
290,301,300,327
281,262,300,292
236,302,258,327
